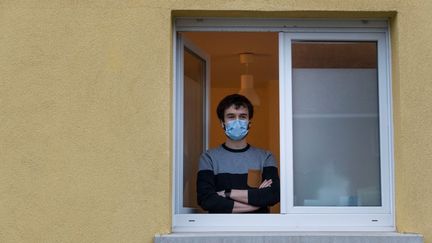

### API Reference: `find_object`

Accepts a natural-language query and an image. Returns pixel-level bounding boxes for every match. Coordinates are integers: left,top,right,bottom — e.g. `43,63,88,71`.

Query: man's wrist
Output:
224,189,232,199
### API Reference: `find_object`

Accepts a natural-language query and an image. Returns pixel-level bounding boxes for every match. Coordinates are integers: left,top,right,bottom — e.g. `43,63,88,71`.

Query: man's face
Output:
222,105,249,125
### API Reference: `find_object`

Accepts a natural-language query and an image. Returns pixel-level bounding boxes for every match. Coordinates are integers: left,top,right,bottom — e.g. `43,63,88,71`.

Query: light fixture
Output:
238,53,260,106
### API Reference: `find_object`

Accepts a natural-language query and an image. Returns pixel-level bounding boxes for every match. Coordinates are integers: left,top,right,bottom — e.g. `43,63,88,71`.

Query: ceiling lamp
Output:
238,53,260,106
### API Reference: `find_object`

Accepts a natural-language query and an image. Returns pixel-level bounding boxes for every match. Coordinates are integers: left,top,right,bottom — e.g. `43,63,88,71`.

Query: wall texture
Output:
1,1,431,243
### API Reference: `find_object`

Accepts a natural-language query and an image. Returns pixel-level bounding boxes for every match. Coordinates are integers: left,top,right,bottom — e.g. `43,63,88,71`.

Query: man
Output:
197,94,280,213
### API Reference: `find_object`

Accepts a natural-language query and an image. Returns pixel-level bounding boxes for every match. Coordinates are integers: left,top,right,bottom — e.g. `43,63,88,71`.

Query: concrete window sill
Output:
155,232,423,243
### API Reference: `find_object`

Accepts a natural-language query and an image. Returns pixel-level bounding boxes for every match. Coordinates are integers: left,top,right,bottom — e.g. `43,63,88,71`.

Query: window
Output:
173,18,394,231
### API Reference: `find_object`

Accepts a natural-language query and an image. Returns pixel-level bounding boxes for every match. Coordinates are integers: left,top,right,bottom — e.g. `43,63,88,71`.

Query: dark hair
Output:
216,94,254,122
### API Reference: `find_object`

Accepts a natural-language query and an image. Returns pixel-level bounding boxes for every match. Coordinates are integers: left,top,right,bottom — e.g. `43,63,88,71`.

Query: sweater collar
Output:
222,143,250,153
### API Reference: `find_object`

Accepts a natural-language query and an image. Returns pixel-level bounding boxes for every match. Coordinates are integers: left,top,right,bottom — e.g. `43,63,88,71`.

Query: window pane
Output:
183,48,206,210
292,42,381,207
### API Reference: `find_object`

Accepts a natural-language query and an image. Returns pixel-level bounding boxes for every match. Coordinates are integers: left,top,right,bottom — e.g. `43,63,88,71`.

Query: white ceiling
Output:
183,32,279,88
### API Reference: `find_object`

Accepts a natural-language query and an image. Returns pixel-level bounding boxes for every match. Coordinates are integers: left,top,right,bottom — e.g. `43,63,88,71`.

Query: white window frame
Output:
172,18,394,232
174,34,211,214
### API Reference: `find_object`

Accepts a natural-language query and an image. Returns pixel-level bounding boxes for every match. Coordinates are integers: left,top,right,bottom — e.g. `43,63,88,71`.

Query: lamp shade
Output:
238,74,260,106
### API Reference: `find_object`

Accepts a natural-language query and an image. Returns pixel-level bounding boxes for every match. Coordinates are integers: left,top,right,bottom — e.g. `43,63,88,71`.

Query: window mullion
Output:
279,32,294,214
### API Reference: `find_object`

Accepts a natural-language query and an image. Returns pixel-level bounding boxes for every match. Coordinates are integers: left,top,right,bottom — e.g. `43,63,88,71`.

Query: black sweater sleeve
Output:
247,166,280,207
197,170,234,213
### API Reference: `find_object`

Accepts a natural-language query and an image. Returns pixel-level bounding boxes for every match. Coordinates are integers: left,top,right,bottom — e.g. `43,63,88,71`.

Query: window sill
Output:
155,232,423,243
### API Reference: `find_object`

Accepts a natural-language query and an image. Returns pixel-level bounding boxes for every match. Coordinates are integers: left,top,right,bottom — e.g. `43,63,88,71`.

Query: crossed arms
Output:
197,167,280,213
216,179,274,213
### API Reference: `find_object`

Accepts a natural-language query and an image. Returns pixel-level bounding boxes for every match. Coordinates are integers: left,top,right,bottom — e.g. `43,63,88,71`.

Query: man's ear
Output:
220,120,225,129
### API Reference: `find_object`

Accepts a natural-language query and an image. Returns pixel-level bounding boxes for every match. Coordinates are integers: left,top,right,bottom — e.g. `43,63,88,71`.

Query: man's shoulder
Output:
198,145,226,171
248,145,273,156
204,145,224,154
202,144,273,158
200,145,225,159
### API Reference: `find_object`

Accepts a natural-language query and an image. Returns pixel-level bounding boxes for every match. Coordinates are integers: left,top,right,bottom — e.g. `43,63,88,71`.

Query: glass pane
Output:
183,48,206,210
292,42,381,207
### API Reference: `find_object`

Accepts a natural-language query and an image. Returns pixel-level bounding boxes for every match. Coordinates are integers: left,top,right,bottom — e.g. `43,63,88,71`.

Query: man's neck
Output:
225,139,248,150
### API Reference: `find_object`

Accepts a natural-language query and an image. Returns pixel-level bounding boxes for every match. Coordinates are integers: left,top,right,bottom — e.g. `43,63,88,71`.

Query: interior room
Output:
182,32,280,213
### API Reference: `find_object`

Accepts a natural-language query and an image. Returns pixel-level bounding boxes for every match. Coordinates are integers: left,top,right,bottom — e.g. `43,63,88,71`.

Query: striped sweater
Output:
197,144,280,213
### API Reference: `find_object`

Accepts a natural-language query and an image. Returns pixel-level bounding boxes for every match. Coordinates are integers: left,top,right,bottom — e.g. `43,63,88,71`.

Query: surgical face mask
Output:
224,119,249,141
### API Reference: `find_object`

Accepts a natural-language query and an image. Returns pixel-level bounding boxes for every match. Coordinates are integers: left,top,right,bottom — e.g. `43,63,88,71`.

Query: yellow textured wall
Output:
1,1,431,243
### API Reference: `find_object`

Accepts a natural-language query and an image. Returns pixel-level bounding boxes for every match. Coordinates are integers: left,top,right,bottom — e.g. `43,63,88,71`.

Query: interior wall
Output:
182,32,278,154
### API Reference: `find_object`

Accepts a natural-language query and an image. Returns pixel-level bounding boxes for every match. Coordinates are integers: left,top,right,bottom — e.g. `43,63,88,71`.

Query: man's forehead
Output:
224,105,249,115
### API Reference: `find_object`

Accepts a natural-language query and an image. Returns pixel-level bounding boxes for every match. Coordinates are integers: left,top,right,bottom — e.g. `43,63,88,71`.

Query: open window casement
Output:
174,35,210,214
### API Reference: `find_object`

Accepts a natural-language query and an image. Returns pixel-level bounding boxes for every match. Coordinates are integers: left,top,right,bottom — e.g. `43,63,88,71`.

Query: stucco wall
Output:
1,1,431,243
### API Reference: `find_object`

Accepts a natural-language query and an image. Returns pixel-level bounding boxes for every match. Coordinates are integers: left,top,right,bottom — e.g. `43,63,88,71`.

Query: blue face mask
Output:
224,119,249,141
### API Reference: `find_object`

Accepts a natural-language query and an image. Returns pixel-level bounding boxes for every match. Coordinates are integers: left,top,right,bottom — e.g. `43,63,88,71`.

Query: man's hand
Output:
217,190,259,213
259,179,272,189
217,190,225,197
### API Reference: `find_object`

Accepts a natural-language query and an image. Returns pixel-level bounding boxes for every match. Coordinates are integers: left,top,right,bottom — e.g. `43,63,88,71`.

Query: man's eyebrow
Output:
225,111,249,116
